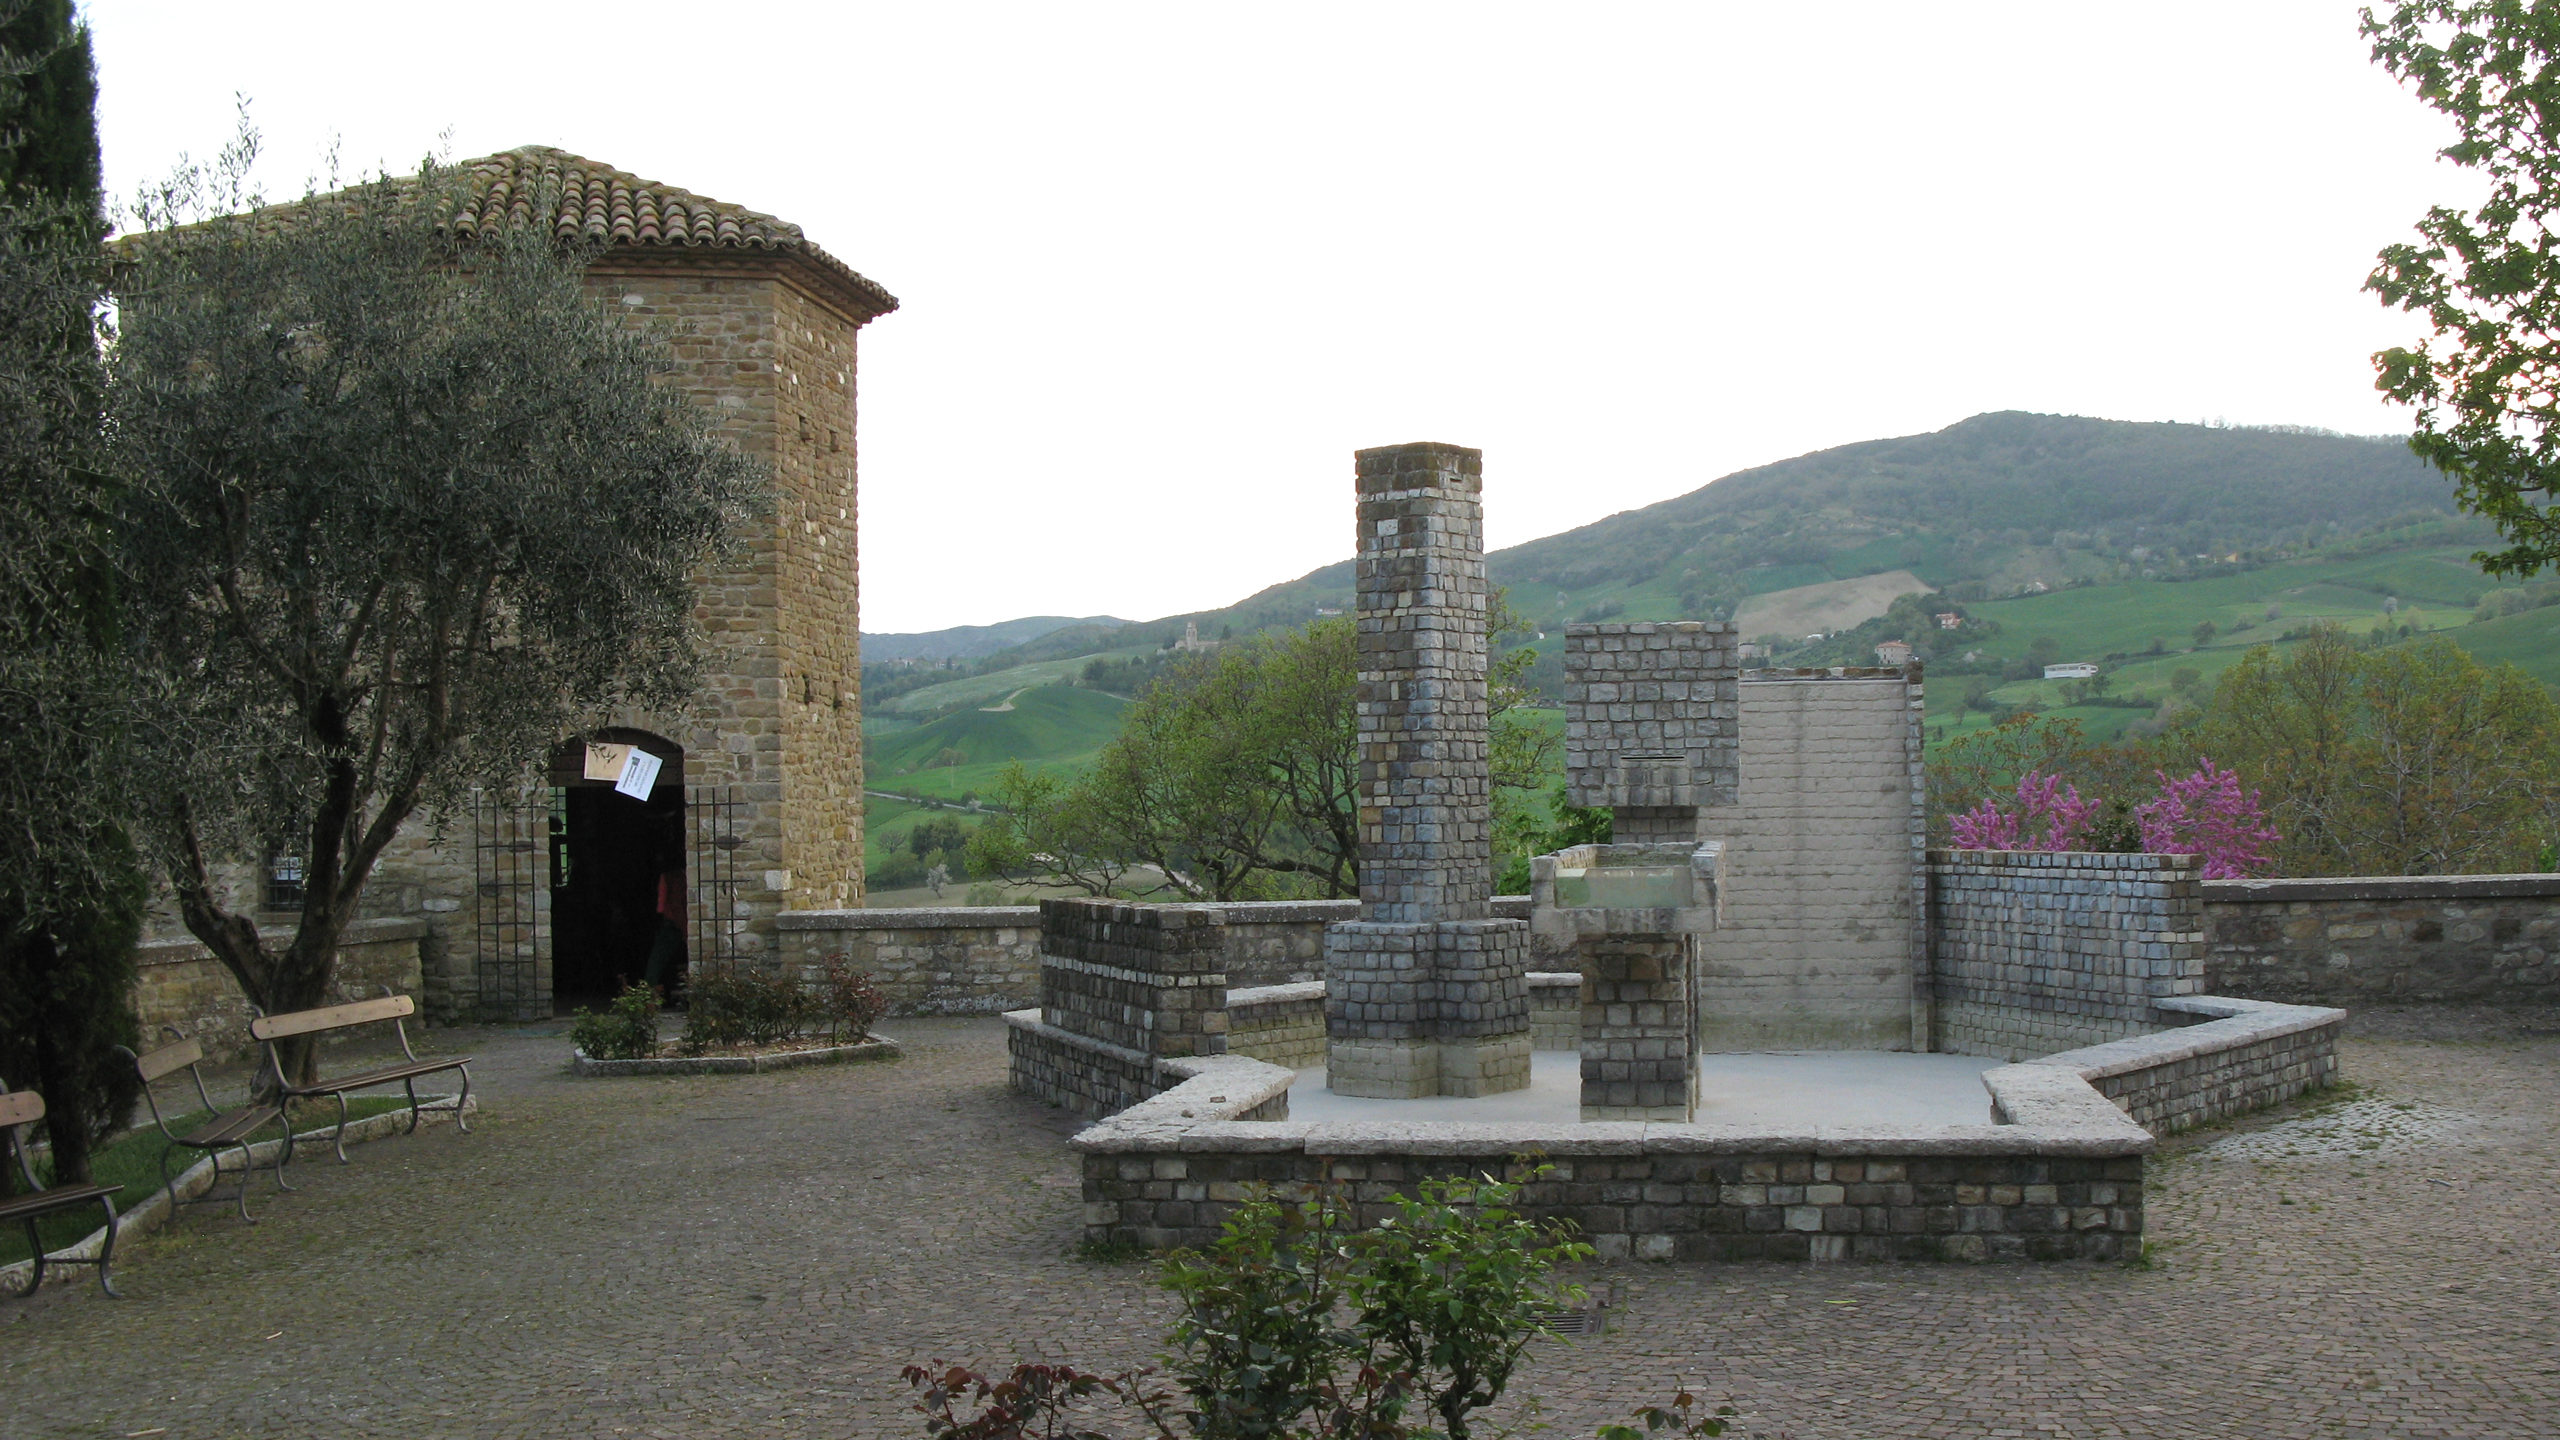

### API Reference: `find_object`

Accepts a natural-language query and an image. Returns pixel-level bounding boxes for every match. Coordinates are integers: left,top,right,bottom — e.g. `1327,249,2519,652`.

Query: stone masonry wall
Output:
775,898,1535,1017
2200,875,2560,1003
1227,983,1327,1069
2037,996,2347,1136
1562,621,1740,829
1694,670,1927,1051
1037,900,1228,1059
1931,851,2205,1061
1005,1014,1163,1122
1082,1145,2144,1263
133,919,428,1059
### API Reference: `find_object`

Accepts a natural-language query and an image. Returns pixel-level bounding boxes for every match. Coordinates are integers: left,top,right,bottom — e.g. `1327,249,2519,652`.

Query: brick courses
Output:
2201,874,2560,1003
1931,850,2205,1060
1322,443,1530,1096
1561,620,1740,830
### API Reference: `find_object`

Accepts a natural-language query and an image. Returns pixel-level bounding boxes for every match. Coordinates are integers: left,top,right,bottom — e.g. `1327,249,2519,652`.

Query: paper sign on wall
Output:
583,743,633,782
614,748,663,800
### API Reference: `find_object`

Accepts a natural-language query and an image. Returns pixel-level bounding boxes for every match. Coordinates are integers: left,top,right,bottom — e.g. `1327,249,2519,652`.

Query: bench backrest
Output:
134,1035,205,1084
0,1089,44,1129
250,993,415,1042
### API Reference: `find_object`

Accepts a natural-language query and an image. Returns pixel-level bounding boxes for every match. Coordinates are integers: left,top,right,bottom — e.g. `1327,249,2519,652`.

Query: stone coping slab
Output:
1228,982,1326,1010
135,915,429,965
1071,1055,2153,1159
0,1093,476,1292
2030,996,2346,1083
2202,873,2560,903
569,1035,899,1076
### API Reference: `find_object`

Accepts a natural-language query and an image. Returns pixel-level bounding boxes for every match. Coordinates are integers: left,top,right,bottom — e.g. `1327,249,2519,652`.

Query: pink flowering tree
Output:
1948,771,2102,851
1948,761,2279,879
2135,759,2280,880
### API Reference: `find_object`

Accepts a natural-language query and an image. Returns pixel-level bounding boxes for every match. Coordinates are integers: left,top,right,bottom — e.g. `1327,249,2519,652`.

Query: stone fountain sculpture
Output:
1532,622,1740,1120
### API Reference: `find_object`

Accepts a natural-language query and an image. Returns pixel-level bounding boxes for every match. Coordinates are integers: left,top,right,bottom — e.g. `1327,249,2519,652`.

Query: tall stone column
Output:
1323,443,1531,1098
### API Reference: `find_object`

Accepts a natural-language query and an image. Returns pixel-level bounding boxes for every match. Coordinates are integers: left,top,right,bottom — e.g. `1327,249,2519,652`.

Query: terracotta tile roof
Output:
448,146,897,319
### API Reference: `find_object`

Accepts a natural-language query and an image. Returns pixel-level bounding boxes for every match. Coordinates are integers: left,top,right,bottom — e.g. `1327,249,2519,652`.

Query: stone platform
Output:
1285,1050,2002,1128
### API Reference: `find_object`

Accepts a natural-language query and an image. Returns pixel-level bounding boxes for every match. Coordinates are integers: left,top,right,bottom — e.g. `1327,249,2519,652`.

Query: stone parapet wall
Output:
1227,983,1326,1069
1074,1056,2151,1262
1007,1018,1289,1123
2036,996,2348,1135
133,918,429,1059
778,907,1042,1015
776,899,1535,1013
2200,874,2560,1003
1931,851,2204,1061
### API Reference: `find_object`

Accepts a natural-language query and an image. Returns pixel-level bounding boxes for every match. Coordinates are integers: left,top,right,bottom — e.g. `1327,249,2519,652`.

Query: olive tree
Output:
968,606,1552,902
109,154,761,1083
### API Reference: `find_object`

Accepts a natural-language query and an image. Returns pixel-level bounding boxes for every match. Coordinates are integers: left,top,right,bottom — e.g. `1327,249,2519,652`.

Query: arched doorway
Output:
548,730,687,1011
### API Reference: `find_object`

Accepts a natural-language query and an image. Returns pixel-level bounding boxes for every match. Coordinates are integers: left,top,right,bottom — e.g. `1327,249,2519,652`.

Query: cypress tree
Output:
0,0,142,1186
0,0,103,206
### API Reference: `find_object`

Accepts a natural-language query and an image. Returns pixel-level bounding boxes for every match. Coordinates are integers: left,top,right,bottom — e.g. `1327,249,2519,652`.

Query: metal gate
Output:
472,782,549,1022
691,784,746,976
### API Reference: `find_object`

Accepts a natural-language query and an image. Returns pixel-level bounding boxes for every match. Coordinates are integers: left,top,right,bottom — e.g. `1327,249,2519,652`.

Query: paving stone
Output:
6,1014,2556,1439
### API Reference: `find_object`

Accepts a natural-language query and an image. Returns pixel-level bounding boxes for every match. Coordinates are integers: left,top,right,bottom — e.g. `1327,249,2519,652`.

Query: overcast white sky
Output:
89,3,2464,634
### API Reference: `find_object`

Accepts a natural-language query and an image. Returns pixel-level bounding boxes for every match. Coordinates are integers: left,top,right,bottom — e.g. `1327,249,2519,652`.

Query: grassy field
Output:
1955,546,2496,664
864,683,1126,804
874,648,1154,716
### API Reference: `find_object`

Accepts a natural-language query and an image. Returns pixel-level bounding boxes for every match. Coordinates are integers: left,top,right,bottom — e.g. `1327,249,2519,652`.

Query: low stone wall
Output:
777,907,1043,1016
2201,874,2560,1004
1529,972,1578,1050
1074,1057,2152,1262
779,898,1532,1014
1930,851,2205,1061
1228,983,1326,1069
2035,996,2348,1135
132,918,429,1059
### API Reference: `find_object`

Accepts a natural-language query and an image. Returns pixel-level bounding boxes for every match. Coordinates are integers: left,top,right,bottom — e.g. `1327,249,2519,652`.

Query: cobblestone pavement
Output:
6,1009,2556,1439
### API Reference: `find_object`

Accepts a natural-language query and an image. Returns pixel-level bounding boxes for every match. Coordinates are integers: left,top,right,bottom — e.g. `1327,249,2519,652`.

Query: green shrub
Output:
914,1167,1603,1440
569,981,660,1061
816,954,888,1043
679,959,887,1052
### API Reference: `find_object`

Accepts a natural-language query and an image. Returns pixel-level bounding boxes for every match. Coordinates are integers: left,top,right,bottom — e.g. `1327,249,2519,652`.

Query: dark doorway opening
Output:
548,732,687,1013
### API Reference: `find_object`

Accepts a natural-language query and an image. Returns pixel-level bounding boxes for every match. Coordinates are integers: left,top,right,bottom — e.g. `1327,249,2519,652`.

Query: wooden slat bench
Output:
119,1029,295,1223
249,990,474,1164
0,1086,123,1297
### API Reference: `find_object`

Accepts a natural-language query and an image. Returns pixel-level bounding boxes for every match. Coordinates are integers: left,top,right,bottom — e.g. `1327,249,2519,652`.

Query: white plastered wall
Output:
1695,672,1929,1051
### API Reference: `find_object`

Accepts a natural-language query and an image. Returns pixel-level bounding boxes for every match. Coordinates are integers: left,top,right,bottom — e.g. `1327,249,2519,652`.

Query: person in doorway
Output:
644,853,687,1005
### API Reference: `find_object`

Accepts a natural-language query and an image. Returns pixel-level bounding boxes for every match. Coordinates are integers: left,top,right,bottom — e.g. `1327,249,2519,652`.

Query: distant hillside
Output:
862,614,1127,663
957,413,2459,672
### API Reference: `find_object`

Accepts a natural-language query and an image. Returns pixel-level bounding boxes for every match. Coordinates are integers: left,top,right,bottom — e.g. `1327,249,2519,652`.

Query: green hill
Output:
886,411,2554,792
965,412,2467,666
863,682,1127,802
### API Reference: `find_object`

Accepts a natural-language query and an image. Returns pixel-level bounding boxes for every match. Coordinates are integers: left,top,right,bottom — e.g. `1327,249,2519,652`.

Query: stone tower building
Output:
243,148,900,1022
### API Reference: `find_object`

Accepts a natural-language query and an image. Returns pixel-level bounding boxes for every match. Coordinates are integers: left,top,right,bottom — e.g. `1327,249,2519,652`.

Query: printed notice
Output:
583,742,633,782
615,748,663,800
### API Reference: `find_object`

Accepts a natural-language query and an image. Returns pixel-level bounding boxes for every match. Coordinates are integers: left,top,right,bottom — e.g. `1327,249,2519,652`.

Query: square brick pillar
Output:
1323,442,1530,1098
1578,935,1700,1121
